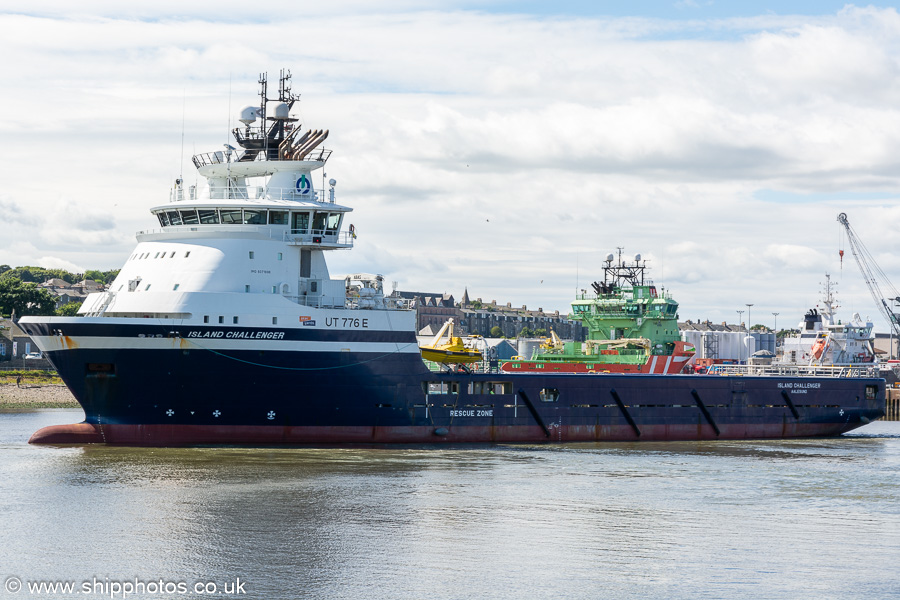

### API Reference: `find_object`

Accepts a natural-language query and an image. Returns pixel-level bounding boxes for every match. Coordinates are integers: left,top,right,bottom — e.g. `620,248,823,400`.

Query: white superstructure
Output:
73,70,411,329
780,274,875,366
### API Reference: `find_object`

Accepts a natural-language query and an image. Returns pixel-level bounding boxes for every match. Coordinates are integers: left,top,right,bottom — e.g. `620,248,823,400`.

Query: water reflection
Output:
1,411,898,600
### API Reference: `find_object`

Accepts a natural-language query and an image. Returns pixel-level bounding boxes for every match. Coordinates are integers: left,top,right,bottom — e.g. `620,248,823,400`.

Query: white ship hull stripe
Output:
30,336,422,354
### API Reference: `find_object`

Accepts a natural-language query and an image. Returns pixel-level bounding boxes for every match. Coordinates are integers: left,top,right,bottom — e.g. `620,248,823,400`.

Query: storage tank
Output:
720,332,734,359
743,335,756,361
517,338,543,360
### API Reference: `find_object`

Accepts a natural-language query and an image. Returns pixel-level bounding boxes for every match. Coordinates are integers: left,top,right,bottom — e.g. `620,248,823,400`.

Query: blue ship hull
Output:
19,321,886,446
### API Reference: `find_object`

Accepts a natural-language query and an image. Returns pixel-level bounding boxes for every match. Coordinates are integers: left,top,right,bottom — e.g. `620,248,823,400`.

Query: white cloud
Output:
2,4,900,330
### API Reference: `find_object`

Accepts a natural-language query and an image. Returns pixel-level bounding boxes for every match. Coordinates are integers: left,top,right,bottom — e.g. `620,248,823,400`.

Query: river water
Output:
0,409,897,600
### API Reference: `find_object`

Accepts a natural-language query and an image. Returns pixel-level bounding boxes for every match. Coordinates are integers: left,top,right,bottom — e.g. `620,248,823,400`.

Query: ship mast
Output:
592,248,647,296
819,273,838,327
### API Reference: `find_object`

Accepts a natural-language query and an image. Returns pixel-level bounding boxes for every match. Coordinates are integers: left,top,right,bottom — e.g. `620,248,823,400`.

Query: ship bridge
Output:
143,199,354,250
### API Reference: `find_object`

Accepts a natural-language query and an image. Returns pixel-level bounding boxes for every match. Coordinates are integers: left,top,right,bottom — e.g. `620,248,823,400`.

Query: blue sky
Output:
2,2,900,330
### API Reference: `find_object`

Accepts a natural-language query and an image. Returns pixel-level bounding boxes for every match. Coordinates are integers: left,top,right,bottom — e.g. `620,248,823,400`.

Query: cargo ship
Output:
19,71,885,445
500,251,695,374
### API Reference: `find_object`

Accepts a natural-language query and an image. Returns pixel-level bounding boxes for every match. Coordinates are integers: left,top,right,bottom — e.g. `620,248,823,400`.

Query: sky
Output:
2,1,900,332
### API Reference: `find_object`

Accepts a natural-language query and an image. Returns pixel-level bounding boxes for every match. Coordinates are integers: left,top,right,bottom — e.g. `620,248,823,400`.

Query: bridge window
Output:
291,211,309,233
166,211,182,226
179,209,199,225
269,211,288,225
243,209,265,225
198,209,219,224
220,209,242,224
326,213,341,234
312,211,328,233
157,212,169,227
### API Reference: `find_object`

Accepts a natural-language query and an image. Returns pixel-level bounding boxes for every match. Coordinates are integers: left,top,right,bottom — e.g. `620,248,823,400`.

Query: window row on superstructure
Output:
153,207,343,234
130,250,192,260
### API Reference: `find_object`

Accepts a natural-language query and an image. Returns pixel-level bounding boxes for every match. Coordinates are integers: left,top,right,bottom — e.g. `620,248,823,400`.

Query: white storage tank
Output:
517,338,543,360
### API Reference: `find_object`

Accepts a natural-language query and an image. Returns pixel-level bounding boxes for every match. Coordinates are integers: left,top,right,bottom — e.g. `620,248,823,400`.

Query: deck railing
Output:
191,148,332,169
135,225,354,247
707,364,880,378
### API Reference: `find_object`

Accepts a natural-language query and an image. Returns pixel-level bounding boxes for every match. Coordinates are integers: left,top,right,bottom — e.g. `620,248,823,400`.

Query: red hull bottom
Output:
29,420,866,446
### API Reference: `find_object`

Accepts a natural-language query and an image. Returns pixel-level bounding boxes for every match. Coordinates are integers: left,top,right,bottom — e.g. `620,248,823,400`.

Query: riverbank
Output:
0,383,79,409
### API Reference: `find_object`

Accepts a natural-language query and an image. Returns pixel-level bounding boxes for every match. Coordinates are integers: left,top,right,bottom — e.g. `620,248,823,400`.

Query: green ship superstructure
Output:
501,251,694,374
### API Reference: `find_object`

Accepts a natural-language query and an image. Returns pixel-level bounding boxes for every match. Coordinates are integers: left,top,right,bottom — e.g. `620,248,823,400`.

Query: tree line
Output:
0,266,120,318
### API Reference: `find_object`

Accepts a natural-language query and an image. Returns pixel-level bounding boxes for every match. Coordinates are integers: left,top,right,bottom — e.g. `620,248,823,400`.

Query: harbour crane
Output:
836,212,900,339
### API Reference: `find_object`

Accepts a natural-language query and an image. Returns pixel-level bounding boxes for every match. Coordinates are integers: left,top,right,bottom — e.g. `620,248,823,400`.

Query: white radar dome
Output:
273,102,290,119
605,253,614,262
634,253,642,262
238,106,258,125
329,178,337,187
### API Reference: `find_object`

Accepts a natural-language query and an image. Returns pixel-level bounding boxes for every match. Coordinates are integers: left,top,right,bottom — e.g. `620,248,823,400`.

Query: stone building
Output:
0,318,44,363
457,289,584,341
396,291,458,332
38,278,104,309
398,288,584,341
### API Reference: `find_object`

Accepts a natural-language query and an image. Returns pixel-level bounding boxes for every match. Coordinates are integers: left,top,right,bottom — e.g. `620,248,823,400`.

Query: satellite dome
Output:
238,106,258,125
605,253,614,262
273,102,290,119
634,253,642,262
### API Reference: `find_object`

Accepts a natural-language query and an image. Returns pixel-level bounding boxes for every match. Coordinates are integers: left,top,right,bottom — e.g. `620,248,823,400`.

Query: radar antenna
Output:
591,248,648,295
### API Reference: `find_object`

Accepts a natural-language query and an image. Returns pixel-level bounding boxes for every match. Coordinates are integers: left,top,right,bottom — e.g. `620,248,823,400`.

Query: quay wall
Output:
886,387,900,421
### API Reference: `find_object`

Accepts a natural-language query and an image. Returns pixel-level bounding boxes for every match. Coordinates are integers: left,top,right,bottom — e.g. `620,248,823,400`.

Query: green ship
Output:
501,250,695,374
